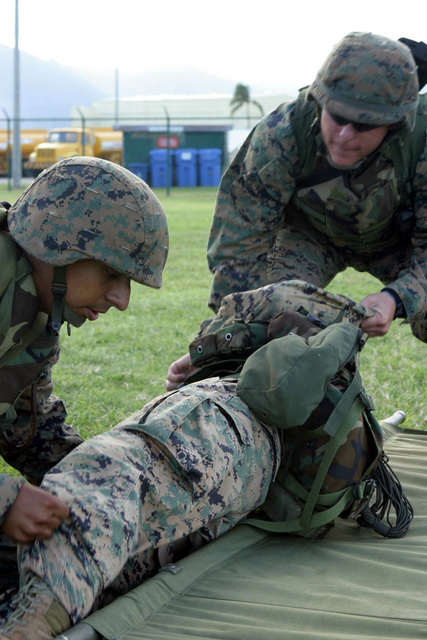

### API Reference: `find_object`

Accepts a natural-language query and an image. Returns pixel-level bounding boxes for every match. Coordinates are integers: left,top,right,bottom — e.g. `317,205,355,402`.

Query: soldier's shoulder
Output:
253,99,298,144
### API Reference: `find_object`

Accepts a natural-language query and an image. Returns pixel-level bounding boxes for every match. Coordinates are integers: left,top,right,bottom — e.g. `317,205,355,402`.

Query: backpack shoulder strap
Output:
0,229,48,368
242,374,374,535
290,87,321,178
391,95,427,209
0,227,17,300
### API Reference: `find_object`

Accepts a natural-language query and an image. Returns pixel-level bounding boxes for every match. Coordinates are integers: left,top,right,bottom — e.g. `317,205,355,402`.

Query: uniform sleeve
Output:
1,339,84,485
0,473,25,526
207,101,300,312
385,138,427,326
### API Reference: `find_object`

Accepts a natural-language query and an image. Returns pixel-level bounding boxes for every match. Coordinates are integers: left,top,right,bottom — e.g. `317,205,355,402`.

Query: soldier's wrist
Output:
381,288,406,319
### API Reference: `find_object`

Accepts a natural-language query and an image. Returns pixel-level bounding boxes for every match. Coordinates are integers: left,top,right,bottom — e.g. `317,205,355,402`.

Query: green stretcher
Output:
58,422,427,640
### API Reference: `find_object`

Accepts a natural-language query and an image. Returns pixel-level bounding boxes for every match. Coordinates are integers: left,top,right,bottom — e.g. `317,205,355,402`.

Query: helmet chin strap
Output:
63,304,86,328
50,266,86,332
50,266,67,332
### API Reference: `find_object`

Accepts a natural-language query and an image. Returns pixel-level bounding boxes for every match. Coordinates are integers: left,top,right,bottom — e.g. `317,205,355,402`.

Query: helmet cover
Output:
308,32,419,130
8,156,169,288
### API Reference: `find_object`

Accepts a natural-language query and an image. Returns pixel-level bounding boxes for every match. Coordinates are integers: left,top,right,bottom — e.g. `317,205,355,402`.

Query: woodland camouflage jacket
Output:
0,225,81,526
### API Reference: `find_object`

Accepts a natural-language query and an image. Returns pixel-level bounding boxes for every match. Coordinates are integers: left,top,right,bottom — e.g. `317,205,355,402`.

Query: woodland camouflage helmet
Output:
307,32,419,131
7,156,169,288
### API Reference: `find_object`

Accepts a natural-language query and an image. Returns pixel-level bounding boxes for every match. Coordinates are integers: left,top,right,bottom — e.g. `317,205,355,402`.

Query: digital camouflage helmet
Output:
7,156,169,328
308,32,420,131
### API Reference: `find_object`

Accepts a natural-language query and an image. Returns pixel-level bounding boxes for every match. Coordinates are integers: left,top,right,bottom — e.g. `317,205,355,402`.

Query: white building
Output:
71,91,297,159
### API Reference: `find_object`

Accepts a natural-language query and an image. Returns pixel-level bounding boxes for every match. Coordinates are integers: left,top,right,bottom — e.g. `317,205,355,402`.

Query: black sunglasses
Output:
329,112,383,133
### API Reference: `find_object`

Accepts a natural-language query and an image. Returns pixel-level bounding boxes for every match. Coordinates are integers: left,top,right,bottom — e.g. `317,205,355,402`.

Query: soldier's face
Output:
321,109,389,166
64,259,131,322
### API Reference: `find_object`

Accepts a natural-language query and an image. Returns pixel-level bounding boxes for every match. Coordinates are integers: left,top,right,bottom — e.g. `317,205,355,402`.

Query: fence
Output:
0,113,259,191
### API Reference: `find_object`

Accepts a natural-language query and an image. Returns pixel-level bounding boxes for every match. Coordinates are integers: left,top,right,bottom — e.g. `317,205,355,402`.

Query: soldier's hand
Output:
360,292,396,337
0,484,69,543
166,353,198,390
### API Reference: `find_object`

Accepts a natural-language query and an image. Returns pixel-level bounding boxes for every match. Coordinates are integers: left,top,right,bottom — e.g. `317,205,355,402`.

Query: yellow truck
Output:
0,129,48,176
24,127,123,175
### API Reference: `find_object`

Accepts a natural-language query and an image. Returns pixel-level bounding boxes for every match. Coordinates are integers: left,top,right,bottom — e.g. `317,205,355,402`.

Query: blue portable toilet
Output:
128,163,149,183
198,148,222,187
149,149,173,188
175,149,198,187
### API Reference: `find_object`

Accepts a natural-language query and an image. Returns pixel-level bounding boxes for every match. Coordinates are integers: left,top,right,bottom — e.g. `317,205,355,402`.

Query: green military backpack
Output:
187,281,413,539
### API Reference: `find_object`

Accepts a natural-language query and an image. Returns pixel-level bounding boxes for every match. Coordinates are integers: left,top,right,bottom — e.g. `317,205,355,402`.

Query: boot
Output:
0,578,70,639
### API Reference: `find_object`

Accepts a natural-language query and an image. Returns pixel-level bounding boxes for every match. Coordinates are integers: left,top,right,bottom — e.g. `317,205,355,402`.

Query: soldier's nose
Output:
107,277,131,311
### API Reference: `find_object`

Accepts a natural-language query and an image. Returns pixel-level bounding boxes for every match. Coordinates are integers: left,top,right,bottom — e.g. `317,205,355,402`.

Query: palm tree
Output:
230,83,264,127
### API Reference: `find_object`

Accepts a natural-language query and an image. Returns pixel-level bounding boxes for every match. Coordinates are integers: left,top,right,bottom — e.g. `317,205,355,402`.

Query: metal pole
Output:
3,109,12,191
12,0,21,189
115,68,119,127
77,107,86,156
164,107,170,196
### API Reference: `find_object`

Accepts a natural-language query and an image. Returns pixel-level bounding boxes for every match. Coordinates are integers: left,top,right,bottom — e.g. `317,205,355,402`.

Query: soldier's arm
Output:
3,344,83,484
0,483,69,543
166,353,193,391
381,137,427,327
0,473,25,530
207,101,299,312
1,348,81,541
360,292,397,336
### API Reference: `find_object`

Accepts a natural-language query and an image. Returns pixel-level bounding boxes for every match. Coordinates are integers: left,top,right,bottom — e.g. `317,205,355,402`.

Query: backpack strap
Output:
391,95,427,211
290,88,320,178
0,312,48,369
244,393,414,538
0,232,19,346
243,372,369,534
0,230,48,368
0,230,17,298
398,38,427,89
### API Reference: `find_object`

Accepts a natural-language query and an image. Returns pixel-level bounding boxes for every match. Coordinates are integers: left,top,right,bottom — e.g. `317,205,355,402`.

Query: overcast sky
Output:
2,0,427,90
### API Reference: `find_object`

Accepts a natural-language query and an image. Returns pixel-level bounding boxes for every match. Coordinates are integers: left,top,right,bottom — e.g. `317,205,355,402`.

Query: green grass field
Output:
1,184,426,449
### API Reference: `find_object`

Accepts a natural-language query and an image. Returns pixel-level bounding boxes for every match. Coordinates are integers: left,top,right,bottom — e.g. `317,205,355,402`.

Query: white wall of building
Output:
71,91,296,129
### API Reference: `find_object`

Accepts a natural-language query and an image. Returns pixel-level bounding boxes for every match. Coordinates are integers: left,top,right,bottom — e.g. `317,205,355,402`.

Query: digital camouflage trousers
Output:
18,378,279,624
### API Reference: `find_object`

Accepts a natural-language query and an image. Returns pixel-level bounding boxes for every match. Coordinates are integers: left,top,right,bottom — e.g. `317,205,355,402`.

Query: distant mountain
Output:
75,65,298,99
75,66,237,98
0,45,107,128
0,44,298,129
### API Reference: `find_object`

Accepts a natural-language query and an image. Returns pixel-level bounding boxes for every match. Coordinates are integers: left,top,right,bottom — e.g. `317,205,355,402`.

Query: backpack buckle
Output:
358,391,375,412
348,479,376,520
353,478,376,501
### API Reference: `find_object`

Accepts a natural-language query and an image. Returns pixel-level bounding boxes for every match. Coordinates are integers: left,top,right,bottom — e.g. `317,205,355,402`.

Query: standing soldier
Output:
0,156,168,595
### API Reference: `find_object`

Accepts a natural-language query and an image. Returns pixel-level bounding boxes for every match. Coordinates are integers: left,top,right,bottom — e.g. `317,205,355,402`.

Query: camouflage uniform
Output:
0,218,82,596
0,157,168,597
207,33,427,342
0,213,82,523
17,377,279,623
12,281,366,627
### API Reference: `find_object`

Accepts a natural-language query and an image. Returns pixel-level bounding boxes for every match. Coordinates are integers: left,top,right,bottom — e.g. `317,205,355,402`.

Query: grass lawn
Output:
1,184,426,450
